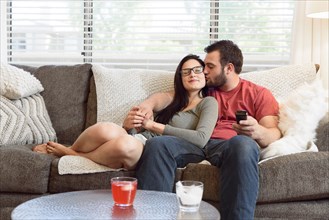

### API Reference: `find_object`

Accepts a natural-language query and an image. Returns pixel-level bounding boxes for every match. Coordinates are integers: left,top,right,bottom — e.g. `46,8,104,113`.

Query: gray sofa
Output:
0,64,328,220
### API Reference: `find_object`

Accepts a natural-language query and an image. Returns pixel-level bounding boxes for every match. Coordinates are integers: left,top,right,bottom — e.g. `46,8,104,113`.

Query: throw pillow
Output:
0,62,44,99
260,77,328,160
92,65,174,125
240,63,317,101
0,94,57,146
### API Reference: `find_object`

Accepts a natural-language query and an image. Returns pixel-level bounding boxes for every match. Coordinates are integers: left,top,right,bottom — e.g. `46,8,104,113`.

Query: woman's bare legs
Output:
32,122,126,154
33,122,143,170
70,122,127,153
47,134,144,170
46,142,78,156
81,135,143,170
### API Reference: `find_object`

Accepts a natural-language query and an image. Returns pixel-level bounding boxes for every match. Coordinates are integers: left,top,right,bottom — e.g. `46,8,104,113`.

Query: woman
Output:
33,54,218,170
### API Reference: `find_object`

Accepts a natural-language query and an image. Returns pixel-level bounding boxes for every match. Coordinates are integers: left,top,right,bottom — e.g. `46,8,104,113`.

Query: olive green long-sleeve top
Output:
141,96,218,148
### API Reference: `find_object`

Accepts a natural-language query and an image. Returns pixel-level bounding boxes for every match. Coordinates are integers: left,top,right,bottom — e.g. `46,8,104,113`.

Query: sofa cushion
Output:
85,76,97,129
180,163,220,202
240,63,317,101
258,152,329,203
0,145,55,194
32,64,92,144
0,94,57,146
14,64,93,144
181,152,329,203
255,199,329,219
0,63,43,99
92,65,174,125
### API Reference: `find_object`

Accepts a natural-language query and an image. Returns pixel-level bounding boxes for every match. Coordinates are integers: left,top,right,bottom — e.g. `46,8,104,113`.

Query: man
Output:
123,40,281,219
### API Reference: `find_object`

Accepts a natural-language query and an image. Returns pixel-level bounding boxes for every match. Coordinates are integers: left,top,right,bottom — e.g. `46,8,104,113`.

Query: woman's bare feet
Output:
46,142,78,157
32,144,48,154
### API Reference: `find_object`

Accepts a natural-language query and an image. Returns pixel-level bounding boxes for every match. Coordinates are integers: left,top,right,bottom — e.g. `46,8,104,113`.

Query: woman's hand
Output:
142,116,155,131
142,116,165,135
122,106,146,131
136,104,154,120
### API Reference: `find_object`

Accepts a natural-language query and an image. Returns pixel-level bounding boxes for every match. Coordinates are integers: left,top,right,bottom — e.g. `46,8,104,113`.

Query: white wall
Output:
313,19,329,90
291,2,329,90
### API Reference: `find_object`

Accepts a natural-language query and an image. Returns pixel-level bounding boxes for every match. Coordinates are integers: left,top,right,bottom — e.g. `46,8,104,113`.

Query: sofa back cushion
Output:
85,76,97,129
91,65,174,126
15,64,92,145
240,63,317,101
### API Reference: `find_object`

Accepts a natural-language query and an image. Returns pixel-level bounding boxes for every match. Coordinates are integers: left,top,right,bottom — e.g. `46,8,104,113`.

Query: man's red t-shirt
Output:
208,79,279,140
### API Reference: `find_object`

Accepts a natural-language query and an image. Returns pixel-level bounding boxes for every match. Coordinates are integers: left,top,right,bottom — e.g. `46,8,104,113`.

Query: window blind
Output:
6,0,295,71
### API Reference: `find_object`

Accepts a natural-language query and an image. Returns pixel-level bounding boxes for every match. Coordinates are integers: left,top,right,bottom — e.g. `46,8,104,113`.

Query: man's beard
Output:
207,67,227,88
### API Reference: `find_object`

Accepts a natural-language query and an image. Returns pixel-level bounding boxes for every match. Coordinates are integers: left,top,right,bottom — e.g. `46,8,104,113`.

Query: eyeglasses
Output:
181,66,204,76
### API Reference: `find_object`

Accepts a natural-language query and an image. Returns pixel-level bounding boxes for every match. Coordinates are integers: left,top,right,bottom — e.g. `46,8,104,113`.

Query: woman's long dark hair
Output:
155,54,207,124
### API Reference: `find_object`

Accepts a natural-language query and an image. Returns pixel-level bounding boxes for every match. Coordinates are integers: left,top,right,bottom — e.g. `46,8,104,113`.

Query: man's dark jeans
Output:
135,135,259,220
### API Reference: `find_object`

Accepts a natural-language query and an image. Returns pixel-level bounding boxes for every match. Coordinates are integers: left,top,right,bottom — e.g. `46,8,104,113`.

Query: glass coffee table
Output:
11,189,220,219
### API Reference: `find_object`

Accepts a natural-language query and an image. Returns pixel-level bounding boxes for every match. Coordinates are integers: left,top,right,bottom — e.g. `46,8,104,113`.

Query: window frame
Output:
4,0,295,72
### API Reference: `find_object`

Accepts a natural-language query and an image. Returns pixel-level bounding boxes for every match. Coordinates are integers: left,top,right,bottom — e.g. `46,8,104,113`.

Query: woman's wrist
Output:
150,121,165,135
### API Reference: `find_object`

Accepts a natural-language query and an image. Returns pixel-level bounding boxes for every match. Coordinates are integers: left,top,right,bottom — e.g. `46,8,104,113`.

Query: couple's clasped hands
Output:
123,106,154,132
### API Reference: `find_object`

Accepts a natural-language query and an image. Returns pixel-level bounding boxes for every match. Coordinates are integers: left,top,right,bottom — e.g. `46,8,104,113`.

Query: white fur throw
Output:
0,94,57,146
58,155,125,175
92,65,174,125
0,62,44,99
260,77,328,160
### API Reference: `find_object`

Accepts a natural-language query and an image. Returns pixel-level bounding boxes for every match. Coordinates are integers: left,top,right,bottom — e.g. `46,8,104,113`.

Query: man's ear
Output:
226,63,235,74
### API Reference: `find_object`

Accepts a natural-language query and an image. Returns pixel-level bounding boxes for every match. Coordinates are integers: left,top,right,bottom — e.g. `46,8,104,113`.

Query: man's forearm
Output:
256,127,282,148
123,91,174,131
255,115,282,148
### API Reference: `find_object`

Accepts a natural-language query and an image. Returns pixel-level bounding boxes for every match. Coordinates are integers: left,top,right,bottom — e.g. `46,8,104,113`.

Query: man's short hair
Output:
204,40,243,74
